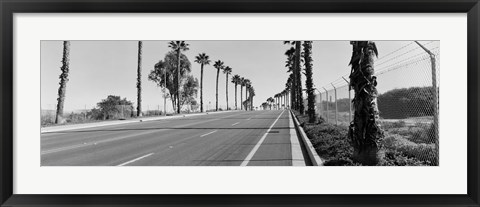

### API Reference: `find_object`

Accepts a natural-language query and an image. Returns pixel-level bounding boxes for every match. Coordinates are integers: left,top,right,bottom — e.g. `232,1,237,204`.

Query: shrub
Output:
381,121,406,130
384,123,436,144
381,133,437,165
294,111,435,166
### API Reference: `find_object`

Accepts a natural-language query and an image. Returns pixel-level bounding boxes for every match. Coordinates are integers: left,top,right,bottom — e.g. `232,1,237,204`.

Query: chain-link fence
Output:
314,41,440,165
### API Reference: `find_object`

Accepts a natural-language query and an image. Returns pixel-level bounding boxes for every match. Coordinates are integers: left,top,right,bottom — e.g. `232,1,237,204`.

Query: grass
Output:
294,111,438,166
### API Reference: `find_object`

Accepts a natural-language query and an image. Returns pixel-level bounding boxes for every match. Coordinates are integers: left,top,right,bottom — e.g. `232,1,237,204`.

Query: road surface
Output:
41,110,309,166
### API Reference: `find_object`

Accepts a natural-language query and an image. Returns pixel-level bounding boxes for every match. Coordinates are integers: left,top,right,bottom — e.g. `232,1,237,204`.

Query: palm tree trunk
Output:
136,41,142,117
200,64,204,112
348,41,384,165
176,49,181,114
245,87,248,111
278,96,280,109
235,84,238,110
295,41,304,114
171,97,176,113
55,41,71,124
226,74,229,110
240,86,243,110
303,41,315,123
216,69,220,111
251,96,253,110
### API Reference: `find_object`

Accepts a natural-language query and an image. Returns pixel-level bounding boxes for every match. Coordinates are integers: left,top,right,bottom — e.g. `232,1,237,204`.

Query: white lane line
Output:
117,153,154,166
200,130,218,137
41,130,162,155
41,112,248,155
240,110,285,166
232,122,240,126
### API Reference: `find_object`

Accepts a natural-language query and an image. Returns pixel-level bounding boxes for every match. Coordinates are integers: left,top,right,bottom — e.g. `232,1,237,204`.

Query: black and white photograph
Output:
40,40,440,166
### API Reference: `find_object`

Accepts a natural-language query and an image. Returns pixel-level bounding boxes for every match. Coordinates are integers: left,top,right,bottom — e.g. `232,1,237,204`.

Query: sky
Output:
41,40,439,112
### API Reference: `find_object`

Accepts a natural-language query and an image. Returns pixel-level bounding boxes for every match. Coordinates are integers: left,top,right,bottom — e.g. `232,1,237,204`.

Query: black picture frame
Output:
1,0,479,206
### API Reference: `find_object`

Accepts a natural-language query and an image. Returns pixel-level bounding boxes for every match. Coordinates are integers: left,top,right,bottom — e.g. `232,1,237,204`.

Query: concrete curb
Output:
290,110,324,166
41,110,237,133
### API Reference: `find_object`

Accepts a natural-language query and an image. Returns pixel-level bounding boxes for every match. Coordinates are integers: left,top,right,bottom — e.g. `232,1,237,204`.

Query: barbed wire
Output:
319,42,439,91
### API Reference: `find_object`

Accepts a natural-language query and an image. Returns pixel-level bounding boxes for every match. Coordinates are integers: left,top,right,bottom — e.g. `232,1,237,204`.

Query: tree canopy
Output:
94,95,133,120
149,51,196,112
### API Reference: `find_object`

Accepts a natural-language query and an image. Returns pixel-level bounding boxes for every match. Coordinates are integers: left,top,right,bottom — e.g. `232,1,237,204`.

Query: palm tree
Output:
303,41,315,123
223,66,232,110
267,97,274,110
294,41,304,114
274,94,278,109
243,79,251,111
55,41,71,124
261,102,269,110
168,41,189,114
348,41,384,165
231,75,241,110
240,77,245,110
249,86,255,111
284,46,296,110
213,60,224,111
277,93,281,109
136,41,143,117
194,53,211,113
286,75,293,109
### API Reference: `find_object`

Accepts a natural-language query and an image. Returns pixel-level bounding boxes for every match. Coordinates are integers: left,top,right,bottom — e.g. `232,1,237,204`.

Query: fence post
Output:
323,87,329,124
342,76,351,124
415,41,439,165
331,83,338,125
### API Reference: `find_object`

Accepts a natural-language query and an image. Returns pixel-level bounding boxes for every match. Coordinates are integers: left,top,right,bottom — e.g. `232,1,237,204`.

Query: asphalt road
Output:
41,110,308,166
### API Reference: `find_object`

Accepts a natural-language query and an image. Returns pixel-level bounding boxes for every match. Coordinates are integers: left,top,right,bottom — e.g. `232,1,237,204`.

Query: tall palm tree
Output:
284,46,296,110
286,75,293,109
55,41,71,124
231,75,241,110
303,41,315,123
223,66,232,110
213,60,224,111
136,41,143,117
243,79,251,111
294,41,304,114
194,53,211,113
348,41,383,165
168,41,189,114
240,77,245,110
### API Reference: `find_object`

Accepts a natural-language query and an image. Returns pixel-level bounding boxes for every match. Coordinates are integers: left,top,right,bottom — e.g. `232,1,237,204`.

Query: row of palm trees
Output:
138,40,257,115
194,52,255,112
266,40,384,165
264,89,289,111
266,41,315,122
53,40,255,124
